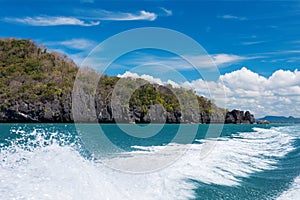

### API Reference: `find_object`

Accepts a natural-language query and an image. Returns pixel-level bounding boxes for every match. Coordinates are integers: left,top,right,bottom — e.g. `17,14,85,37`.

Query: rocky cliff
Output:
225,110,255,124
0,38,255,124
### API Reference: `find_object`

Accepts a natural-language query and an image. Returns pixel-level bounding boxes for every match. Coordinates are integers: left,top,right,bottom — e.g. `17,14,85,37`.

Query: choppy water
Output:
0,124,299,199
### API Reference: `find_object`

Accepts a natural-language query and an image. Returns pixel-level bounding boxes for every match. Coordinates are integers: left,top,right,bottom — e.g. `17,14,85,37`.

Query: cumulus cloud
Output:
117,71,180,88
217,68,300,117
4,16,100,26
118,67,300,118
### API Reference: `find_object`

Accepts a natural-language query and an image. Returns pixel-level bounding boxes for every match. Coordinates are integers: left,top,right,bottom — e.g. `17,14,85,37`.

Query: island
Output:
258,116,300,124
0,38,255,124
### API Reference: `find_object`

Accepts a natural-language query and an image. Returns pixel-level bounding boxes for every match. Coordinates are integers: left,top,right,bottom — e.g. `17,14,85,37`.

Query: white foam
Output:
131,145,167,152
167,127,295,186
277,175,300,200
0,126,298,199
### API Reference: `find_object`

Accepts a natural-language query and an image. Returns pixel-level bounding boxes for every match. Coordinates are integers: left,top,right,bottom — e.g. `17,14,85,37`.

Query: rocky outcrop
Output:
0,96,73,123
225,110,255,124
257,120,270,124
199,111,227,124
244,111,255,124
0,98,255,124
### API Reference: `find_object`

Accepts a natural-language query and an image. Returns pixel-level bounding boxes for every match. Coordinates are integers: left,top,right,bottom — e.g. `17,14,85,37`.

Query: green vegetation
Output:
0,38,78,104
0,38,225,122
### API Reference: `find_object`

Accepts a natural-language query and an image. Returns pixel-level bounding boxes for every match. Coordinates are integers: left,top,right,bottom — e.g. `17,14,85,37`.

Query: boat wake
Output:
277,175,300,200
0,126,298,199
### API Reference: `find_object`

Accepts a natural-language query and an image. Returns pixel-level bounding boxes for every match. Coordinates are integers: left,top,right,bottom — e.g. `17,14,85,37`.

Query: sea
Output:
0,123,299,200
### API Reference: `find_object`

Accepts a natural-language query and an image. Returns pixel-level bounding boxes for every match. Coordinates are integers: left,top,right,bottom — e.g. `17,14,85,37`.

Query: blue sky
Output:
2,0,300,75
1,0,300,117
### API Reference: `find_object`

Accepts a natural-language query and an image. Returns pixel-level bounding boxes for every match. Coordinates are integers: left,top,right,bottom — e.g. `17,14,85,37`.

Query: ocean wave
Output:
277,175,300,200
128,126,295,185
0,125,298,199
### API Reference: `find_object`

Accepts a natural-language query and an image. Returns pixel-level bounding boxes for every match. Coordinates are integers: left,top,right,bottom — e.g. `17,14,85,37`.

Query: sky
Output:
1,0,300,118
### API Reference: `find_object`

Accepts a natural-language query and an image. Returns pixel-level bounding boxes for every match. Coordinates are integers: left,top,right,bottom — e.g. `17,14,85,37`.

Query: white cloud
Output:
117,71,180,88
282,50,300,54
182,67,300,117
45,48,86,65
60,39,97,50
257,50,300,56
5,9,163,27
117,53,254,71
43,39,98,64
211,54,247,66
69,53,86,65
219,15,247,21
117,67,300,118
221,67,267,91
5,16,100,26
105,10,157,21
241,41,265,45
160,7,173,16
217,67,300,117
86,10,157,21
185,54,250,68
267,69,300,88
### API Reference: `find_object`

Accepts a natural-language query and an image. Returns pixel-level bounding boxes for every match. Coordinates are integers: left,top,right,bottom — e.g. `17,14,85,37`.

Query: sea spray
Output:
0,125,298,199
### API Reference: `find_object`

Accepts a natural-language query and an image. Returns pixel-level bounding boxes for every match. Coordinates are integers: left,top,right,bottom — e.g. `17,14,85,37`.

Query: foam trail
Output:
277,175,300,200
0,126,297,199
128,127,295,186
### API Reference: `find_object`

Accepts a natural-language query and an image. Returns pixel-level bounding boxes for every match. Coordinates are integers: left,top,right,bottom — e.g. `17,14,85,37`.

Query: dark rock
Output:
97,105,113,122
146,104,166,123
244,111,255,124
225,109,255,124
0,98,255,124
210,112,226,124
165,112,179,123
257,120,270,124
200,111,210,124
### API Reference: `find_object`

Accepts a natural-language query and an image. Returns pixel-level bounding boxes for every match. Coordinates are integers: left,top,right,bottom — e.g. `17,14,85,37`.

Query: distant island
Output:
258,116,300,123
0,38,255,124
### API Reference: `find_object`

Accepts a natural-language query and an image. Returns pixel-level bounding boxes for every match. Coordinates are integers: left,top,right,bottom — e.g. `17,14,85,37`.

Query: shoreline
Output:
0,122,296,125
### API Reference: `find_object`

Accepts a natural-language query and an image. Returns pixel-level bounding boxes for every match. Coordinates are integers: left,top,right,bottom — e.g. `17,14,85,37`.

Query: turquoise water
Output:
0,123,299,199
